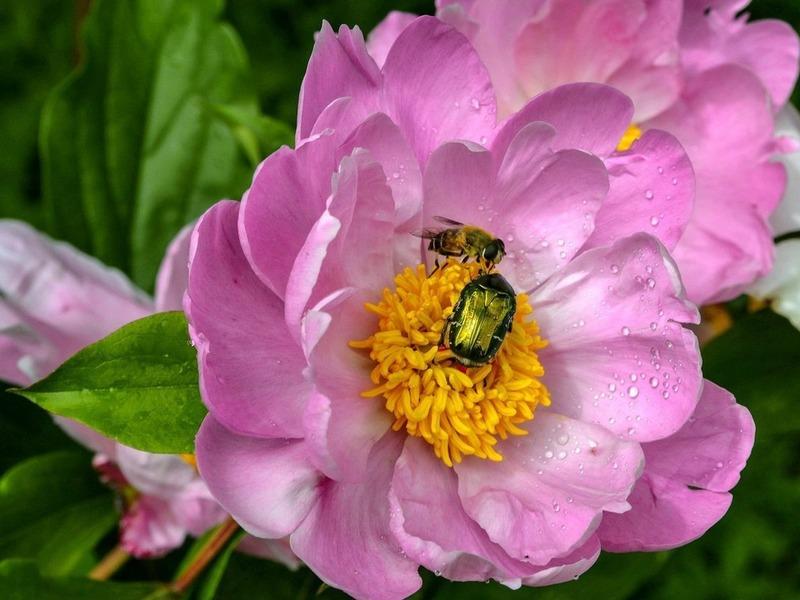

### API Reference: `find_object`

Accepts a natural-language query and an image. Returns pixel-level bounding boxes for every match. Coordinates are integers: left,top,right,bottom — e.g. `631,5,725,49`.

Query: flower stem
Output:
169,518,240,595
88,544,130,581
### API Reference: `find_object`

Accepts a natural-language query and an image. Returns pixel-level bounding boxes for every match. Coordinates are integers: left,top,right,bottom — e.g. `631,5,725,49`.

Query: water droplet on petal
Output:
644,189,654,200
628,386,639,398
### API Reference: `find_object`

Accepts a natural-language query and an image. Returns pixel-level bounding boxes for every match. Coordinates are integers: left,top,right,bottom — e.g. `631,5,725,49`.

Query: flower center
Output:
617,123,643,152
349,260,550,467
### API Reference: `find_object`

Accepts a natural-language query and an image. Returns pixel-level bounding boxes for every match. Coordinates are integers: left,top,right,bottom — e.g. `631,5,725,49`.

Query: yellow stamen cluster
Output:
617,123,643,152
349,261,550,467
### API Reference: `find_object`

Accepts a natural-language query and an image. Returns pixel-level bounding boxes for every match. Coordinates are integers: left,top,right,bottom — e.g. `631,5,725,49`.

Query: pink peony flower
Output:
0,221,227,558
187,18,752,598
369,1,800,304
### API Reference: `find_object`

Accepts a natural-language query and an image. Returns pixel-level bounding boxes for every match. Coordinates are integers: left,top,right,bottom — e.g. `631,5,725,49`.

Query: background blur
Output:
1,1,799,598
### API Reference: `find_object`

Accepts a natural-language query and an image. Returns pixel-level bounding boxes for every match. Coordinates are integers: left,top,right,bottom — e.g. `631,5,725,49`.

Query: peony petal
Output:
513,0,647,99
239,133,339,300
120,495,186,559
382,16,496,165
586,129,694,252
196,415,321,539
491,83,633,160
521,536,601,587
284,150,396,337
390,437,533,583
337,113,423,230
456,413,643,565
154,223,193,312
290,432,422,600
303,290,392,482
598,381,754,551
770,104,800,237
366,11,418,68
186,201,309,438
532,234,702,442
298,22,381,142
749,239,800,330
115,445,197,499
0,220,152,384
646,65,786,303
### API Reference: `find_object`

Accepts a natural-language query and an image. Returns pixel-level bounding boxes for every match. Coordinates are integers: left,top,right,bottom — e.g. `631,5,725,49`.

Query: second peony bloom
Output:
187,17,753,600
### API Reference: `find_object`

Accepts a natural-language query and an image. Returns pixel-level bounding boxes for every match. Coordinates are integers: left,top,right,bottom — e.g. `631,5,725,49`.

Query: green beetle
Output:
442,273,517,367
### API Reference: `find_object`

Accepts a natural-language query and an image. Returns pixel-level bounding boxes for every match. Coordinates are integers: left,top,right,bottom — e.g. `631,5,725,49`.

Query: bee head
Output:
483,239,506,264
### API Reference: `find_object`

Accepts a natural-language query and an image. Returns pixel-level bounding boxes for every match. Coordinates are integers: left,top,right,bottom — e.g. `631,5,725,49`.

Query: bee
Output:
415,217,506,272
441,273,516,367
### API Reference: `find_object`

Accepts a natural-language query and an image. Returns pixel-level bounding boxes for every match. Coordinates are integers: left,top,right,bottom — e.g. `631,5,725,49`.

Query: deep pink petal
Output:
290,432,422,600
298,22,381,142
303,290,392,481
239,133,337,300
186,201,309,438
196,415,321,539
456,413,643,565
521,536,601,587
598,381,753,551
390,437,534,583
154,223,193,312
491,83,633,160
366,11,418,68
587,130,695,252
284,150,396,337
382,16,497,165
532,234,702,442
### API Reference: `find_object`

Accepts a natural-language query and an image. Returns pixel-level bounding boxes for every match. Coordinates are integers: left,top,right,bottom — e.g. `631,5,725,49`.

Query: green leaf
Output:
40,0,258,290
208,103,294,167
0,559,170,600
13,312,206,454
0,452,116,576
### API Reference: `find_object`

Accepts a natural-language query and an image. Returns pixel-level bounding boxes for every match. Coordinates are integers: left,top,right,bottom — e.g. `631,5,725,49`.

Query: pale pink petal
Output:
115,445,197,499
186,201,309,438
514,0,647,98
532,234,702,442
238,536,302,570
290,433,422,600
749,239,800,329
770,104,800,237
239,133,337,300
456,413,643,565
120,495,186,558
298,22,381,142
382,16,496,164
366,11,418,68
586,130,695,251
172,479,228,537
54,417,117,458
284,151,396,337
154,223,193,312
681,2,800,109
491,83,633,160
647,66,786,303
303,290,392,482
0,220,152,383
196,415,321,539
390,437,533,583
599,381,754,551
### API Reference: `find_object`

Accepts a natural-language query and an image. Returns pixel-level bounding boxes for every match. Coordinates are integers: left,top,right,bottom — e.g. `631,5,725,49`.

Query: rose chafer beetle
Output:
442,273,517,367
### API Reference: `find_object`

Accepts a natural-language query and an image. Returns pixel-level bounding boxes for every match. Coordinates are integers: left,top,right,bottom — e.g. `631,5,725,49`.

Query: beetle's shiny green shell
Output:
444,273,516,367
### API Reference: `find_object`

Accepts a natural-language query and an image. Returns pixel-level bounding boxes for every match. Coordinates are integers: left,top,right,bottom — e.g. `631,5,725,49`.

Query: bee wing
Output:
432,215,464,226
411,228,444,239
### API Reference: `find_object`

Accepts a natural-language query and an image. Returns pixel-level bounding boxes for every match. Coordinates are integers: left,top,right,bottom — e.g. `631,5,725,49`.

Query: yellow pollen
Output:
180,453,198,469
617,123,643,152
349,260,550,467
